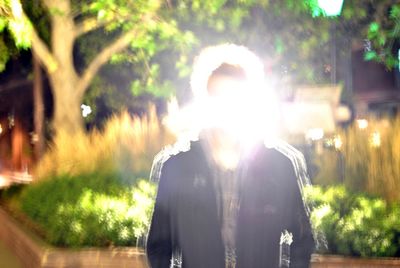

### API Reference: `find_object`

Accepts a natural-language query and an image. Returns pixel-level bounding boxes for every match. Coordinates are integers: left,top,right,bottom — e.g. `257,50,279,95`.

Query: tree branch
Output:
31,28,58,73
10,0,58,73
76,28,139,96
74,17,112,38
74,12,136,38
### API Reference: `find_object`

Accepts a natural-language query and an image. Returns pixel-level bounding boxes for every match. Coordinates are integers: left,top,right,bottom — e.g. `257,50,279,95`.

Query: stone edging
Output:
311,254,400,267
2,206,400,267
0,207,148,268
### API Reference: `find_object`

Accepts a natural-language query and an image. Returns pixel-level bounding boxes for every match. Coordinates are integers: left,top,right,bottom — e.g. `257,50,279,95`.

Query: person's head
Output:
206,63,247,99
190,44,264,101
189,44,279,155
190,45,264,141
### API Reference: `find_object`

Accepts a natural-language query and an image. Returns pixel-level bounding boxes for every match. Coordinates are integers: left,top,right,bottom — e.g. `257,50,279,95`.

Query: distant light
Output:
0,175,8,188
370,131,381,147
334,135,342,150
8,114,14,128
317,0,344,17
306,128,324,141
0,124,2,134
356,119,368,129
81,104,92,118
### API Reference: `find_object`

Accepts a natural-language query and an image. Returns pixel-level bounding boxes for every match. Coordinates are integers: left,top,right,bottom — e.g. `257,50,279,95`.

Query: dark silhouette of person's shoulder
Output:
247,142,292,167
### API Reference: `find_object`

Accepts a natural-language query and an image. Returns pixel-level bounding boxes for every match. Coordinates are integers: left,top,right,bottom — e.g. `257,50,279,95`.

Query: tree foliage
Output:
1,0,400,130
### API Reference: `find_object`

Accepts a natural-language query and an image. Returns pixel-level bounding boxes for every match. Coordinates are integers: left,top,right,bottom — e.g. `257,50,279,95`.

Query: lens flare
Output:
165,44,280,148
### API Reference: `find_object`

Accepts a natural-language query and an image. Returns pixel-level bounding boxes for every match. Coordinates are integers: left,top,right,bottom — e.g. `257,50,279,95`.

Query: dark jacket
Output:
147,141,315,268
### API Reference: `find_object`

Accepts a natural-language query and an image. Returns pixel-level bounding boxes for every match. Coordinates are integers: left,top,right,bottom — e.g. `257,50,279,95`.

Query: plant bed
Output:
3,192,400,267
0,207,148,268
0,172,155,267
311,254,400,267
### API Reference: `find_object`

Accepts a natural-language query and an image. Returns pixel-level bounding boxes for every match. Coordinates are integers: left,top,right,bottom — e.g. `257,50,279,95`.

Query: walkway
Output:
0,240,22,268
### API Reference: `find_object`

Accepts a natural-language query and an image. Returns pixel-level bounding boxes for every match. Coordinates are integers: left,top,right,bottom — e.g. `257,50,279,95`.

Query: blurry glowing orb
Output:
0,124,2,134
370,131,381,148
306,128,324,141
11,0,23,18
166,44,281,147
356,119,368,129
333,135,342,150
317,0,344,17
81,104,92,118
0,175,8,188
190,44,265,100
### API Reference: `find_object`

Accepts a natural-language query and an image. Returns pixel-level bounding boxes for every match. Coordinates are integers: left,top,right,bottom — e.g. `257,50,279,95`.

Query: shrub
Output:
312,116,400,202
34,107,174,180
18,172,156,247
305,185,400,257
2,109,173,248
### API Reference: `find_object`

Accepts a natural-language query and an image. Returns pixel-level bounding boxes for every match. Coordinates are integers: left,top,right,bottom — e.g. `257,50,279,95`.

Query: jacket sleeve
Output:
146,160,173,268
288,164,315,268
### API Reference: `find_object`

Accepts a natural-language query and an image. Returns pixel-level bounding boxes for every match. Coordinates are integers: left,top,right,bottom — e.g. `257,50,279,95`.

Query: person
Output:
146,44,317,268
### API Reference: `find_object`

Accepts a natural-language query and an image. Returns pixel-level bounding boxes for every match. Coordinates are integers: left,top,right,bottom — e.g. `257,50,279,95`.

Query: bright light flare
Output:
165,82,279,148
0,124,2,134
81,104,92,118
0,175,8,188
370,131,381,148
317,0,344,17
333,135,342,150
357,119,368,129
165,44,280,148
306,128,324,141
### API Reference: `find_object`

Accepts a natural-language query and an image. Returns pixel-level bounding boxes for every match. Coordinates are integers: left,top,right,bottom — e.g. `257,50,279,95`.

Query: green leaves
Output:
306,185,400,257
8,17,32,49
19,173,156,247
0,17,7,32
0,37,10,72
389,4,400,20
363,3,400,69
369,22,380,34
364,50,377,61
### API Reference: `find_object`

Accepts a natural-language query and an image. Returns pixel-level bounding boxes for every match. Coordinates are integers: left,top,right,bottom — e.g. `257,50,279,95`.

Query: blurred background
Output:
0,0,400,265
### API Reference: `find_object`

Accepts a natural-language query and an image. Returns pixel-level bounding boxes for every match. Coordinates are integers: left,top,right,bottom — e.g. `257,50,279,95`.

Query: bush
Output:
34,107,174,180
312,116,400,202
1,109,172,248
18,172,155,247
305,185,400,257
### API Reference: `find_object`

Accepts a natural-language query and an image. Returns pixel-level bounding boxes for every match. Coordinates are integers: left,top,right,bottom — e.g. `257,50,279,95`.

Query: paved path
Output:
0,240,22,268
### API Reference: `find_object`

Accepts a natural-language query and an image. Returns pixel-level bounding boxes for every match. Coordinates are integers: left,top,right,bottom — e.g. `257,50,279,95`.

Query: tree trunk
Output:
50,74,84,135
46,0,84,136
33,53,45,161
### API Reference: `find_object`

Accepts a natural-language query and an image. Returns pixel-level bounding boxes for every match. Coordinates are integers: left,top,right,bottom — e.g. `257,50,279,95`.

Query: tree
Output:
1,0,399,136
1,0,187,135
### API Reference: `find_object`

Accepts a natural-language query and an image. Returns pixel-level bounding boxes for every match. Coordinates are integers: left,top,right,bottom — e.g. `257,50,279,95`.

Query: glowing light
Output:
357,119,368,129
10,0,23,18
8,114,14,128
306,128,324,141
370,131,381,147
166,44,279,148
81,104,92,118
317,0,344,17
0,124,2,134
190,44,266,100
0,175,8,188
333,135,342,150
